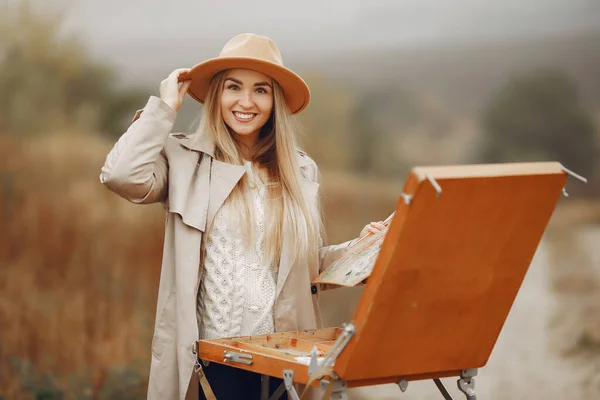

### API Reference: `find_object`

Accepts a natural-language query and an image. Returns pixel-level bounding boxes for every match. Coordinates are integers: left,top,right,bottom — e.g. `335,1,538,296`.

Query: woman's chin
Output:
231,126,258,137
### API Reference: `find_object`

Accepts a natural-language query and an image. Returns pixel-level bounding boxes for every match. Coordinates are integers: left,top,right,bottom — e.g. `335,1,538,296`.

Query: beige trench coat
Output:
100,96,353,400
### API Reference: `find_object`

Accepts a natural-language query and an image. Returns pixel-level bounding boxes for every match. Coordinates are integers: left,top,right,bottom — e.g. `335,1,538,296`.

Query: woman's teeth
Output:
233,112,255,120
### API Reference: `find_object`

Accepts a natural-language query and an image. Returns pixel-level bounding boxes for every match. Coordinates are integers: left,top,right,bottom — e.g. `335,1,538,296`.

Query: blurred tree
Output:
350,86,468,177
349,87,416,177
481,69,598,189
0,1,146,137
298,73,358,171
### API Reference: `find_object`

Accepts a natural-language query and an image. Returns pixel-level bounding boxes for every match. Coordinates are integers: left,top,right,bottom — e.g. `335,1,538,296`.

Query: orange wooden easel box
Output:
195,162,574,399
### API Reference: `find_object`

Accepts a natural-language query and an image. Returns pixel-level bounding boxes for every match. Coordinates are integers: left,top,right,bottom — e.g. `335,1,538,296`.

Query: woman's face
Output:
220,68,274,139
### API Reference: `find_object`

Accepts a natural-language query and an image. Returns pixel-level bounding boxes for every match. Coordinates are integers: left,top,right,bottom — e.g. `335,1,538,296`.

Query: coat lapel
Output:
276,224,293,300
275,164,320,300
206,160,246,231
177,133,246,232
167,145,209,232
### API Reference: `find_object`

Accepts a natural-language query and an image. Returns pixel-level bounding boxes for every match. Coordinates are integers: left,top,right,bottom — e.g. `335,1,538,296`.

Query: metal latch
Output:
283,370,300,400
457,368,478,400
224,351,253,365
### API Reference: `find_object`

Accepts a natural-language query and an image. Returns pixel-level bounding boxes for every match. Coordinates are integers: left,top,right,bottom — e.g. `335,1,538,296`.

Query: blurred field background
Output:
1,0,599,398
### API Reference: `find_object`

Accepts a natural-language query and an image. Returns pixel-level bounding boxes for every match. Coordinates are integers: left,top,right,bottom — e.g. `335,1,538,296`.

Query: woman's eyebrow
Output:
225,77,243,85
254,81,272,88
225,78,271,88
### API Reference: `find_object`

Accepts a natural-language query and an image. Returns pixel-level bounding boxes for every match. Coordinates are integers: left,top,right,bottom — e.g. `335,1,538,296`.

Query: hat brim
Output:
186,57,310,115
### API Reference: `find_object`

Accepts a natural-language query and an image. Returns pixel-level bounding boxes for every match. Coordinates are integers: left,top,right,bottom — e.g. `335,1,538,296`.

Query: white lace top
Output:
197,161,278,340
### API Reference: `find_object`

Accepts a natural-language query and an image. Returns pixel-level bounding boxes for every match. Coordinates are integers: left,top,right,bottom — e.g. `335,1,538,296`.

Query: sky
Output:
19,0,599,84
53,0,600,52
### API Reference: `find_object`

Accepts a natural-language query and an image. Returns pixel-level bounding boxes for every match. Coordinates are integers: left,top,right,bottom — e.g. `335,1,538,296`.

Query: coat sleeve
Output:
318,239,355,273
99,96,176,204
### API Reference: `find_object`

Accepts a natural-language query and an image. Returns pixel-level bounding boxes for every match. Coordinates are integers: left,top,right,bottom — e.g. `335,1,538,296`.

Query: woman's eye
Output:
256,87,267,94
227,84,240,91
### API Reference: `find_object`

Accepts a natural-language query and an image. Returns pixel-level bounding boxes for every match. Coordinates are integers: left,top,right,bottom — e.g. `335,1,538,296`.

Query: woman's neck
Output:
232,130,260,160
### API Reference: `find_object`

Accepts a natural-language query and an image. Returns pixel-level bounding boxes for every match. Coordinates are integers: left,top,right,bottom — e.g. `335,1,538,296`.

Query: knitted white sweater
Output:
197,161,277,340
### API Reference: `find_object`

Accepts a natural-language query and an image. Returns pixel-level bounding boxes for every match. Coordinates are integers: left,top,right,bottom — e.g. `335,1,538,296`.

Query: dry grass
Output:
0,133,165,399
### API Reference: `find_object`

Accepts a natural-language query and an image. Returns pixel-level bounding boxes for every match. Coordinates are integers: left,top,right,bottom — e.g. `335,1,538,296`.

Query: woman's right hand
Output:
359,221,386,238
160,68,192,112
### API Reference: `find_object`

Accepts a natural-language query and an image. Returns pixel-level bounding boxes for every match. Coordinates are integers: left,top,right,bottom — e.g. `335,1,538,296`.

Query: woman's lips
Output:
232,111,257,123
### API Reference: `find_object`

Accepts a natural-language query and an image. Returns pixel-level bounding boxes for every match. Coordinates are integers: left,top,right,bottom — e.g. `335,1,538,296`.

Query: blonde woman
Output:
100,33,385,400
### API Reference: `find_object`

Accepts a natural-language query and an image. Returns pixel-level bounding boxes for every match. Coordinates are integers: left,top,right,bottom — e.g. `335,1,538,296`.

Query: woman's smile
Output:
232,111,258,122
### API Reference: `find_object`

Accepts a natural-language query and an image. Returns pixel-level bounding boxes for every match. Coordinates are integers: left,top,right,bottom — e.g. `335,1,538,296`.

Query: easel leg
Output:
261,375,270,400
269,382,287,400
433,378,453,400
457,369,478,400
320,379,348,400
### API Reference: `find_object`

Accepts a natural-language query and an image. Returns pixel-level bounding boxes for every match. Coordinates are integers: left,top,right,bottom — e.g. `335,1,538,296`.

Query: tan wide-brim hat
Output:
187,33,311,114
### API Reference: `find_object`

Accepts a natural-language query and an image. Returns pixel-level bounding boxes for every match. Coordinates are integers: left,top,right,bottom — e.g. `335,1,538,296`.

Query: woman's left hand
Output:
359,221,386,238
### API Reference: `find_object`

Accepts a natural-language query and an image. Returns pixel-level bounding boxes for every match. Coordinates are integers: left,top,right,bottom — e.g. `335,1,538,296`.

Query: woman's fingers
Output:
370,222,386,230
160,68,191,111
178,80,192,97
364,221,386,234
366,222,385,233
161,68,190,88
171,68,190,81
359,220,388,238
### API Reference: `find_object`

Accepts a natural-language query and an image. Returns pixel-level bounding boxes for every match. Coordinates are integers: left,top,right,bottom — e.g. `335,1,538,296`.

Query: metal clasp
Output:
560,165,588,197
283,370,300,400
425,173,442,198
224,351,253,365
457,368,478,400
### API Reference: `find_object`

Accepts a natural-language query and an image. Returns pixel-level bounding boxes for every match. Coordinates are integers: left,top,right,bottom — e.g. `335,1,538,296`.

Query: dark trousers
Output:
198,361,288,400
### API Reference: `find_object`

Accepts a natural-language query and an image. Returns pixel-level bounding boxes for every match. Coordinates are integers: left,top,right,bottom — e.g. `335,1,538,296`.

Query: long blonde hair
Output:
193,69,320,269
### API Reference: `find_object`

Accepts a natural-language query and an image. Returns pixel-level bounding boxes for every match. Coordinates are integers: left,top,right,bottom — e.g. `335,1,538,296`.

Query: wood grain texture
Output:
197,329,343,386
335,162,567,381
198,339,318,384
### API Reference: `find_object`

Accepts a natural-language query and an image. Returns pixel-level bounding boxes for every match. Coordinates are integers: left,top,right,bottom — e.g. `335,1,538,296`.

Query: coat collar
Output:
179,132,215,158
178,132,314,168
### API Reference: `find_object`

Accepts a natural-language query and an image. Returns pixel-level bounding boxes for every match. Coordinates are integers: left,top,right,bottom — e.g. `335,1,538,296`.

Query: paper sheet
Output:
313,227,388,286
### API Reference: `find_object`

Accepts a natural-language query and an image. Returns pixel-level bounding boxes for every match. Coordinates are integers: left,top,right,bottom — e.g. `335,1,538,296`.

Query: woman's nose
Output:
238,90,254,109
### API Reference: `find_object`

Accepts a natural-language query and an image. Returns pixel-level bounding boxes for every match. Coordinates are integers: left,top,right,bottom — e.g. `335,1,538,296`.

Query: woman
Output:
100,33,385,400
